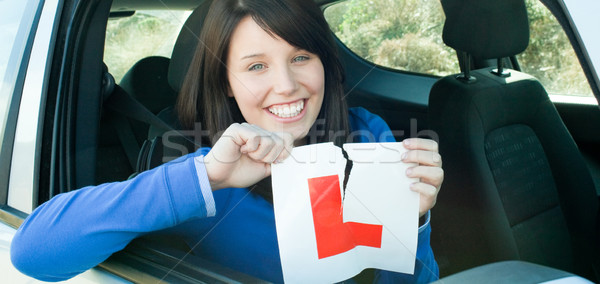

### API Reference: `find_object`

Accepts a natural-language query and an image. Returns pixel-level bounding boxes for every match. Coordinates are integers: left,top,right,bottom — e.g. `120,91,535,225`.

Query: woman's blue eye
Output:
249,64,265,71
293,56,309,62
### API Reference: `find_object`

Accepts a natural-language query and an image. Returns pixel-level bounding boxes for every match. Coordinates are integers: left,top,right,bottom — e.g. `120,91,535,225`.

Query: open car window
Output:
105,10,190,83
323,0,459,77
518,0,595,102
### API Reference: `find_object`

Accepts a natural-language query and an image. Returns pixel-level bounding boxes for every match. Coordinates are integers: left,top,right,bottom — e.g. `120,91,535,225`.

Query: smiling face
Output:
226,16,325,145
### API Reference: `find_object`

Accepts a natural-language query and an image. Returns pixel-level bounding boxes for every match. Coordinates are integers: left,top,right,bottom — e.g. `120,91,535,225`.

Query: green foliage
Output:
375,34,456,75
518,0,591,96
104,11,189,82
106,2,593,97
325,0,459,76
325,0,592,96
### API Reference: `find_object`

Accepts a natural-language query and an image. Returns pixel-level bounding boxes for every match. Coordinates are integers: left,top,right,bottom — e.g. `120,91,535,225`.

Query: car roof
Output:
110,0,336,12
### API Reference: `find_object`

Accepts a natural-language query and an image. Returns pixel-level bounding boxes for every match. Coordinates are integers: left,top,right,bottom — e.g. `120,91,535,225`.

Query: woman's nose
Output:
272,66,298,96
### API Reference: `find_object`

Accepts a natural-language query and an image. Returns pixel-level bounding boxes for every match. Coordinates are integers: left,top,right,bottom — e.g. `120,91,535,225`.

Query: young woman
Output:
11,0,443,282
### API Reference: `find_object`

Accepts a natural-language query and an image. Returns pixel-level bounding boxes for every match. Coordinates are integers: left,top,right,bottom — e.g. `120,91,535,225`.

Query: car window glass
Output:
0,0,39,140
104,10,191,83
323,0,459,77
518,0,594,100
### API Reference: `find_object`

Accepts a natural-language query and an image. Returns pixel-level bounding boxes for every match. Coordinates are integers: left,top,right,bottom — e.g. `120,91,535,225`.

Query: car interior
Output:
429,0,599,281
35,0,600,282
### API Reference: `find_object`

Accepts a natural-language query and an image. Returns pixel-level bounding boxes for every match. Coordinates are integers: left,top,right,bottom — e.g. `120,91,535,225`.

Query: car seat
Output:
96,0,210,181
120,55,178,141
428,0,599,280
133,0,212,172
96,1,215,259
97,56,178,182
97,64,135,183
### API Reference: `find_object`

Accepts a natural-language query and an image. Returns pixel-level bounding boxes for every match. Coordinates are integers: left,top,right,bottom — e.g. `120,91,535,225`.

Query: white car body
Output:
0,0,598,282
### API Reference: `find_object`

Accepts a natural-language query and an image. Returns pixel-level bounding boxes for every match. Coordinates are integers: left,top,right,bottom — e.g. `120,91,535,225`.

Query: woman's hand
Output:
402,138,444,217
203,123,294,190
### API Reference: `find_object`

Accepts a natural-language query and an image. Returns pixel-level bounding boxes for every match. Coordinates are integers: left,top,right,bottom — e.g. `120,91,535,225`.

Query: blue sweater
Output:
11,107,439,283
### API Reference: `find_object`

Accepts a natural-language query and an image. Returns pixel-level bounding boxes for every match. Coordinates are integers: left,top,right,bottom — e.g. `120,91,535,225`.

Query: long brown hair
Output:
177,0,349,146
176,0,350,201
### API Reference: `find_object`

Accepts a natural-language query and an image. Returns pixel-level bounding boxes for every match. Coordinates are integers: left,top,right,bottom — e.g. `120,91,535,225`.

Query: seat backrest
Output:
167,0,211,94
135,1,212,172
120,55,177,115
120,55,178,144
428,0,599,280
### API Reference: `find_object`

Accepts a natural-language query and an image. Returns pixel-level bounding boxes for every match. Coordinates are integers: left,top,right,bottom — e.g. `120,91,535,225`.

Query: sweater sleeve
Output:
348,107,396,143
10,149,213,282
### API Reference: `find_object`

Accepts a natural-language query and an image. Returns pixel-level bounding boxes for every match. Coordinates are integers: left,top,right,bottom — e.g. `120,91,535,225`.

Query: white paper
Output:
271,142,419,283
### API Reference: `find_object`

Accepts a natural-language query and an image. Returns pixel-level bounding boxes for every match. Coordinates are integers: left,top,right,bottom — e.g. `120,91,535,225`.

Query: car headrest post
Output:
456,52,477,84
491,58,511,78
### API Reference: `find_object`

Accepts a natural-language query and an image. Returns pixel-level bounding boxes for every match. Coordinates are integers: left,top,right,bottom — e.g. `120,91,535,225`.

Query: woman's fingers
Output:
225,123,291,164
242,125,293,164
205,123,294,190
407,166,443,216
406,165,444,188
402,138,443,216
402,150,442,167
409,181,439,216
272,131,294,162
403,138,439,152
402,138,441,167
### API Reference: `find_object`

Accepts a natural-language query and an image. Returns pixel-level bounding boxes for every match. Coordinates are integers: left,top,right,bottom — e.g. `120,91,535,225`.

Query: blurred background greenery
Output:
518,0,591,97
104,0,592,97
325,0,459,76
104,10,190,82
324,0,591,97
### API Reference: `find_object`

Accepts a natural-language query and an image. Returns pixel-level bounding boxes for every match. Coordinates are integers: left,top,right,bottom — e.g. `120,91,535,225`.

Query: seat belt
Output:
106,113,140,169
104,85,176,134
103,85,200,172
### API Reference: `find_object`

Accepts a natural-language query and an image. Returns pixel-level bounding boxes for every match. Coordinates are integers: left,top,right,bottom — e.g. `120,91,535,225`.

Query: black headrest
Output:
120,56,177,114
168,0,212,92
441,0,530,59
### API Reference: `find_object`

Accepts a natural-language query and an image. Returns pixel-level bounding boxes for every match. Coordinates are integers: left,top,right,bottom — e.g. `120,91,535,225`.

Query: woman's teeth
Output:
268,100,304,118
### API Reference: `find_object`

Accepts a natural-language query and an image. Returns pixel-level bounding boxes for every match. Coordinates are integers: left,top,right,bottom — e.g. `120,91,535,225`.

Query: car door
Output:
541,0,600,193
0,0,129,282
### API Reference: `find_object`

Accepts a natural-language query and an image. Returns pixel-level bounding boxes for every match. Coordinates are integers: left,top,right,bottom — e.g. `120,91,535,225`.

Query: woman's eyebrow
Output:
239,48,305,61
240,53,264,60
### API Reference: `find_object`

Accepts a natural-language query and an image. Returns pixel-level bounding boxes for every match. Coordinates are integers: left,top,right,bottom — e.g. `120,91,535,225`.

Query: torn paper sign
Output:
271,142,419,283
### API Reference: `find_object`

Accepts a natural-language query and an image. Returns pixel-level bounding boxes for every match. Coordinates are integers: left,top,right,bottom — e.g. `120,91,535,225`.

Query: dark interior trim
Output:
100,237,268,283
